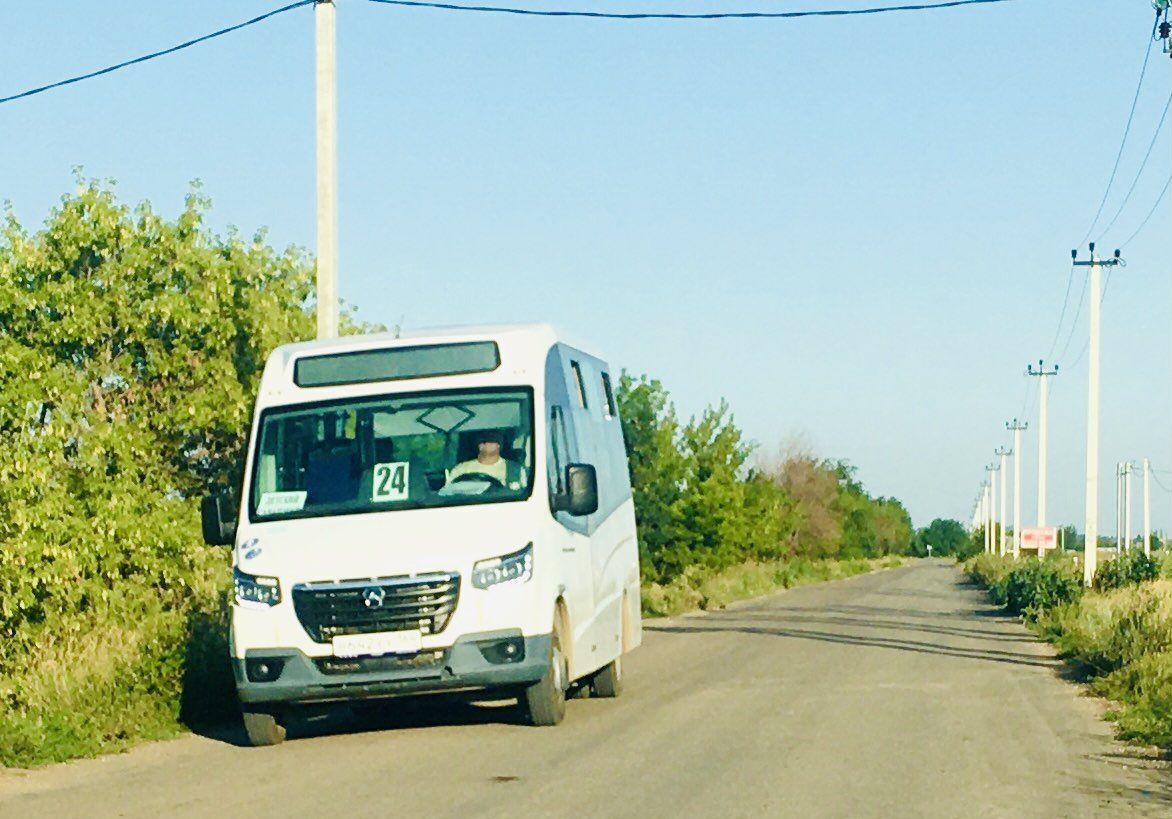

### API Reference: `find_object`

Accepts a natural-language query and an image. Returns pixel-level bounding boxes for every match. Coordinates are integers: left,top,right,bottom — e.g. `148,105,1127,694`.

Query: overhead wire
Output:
1056,273,1090,366
1044,265,1077,362
1120,166,1172,249
1151,470,1172,495
366,0,1020,20
1098,85,1172,242
1076,19,1159,248
0,0,315,106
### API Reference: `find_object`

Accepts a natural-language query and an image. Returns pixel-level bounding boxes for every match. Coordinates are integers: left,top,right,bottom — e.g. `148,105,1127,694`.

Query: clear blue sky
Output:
3,0,1170,530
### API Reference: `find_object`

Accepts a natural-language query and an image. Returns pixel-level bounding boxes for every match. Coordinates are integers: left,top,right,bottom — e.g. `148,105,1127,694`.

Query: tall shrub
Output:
0,182,320,753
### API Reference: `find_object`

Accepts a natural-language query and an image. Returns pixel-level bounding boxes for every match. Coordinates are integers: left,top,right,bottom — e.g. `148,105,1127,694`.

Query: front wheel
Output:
523,621,568,726
242,709,287,747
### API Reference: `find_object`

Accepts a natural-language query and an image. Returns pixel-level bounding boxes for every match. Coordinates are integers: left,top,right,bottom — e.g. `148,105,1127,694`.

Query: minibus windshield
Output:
249,387,535,522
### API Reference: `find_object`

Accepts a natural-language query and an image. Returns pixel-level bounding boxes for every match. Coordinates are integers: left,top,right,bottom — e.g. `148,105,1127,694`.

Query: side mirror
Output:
201,495,237,546
554,463,598,517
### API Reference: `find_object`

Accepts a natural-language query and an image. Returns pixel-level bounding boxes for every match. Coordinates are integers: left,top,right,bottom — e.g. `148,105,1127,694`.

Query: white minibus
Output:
201,324,642,746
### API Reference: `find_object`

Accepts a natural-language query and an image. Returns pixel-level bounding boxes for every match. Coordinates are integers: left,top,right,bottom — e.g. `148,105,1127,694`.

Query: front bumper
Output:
234,629,551,707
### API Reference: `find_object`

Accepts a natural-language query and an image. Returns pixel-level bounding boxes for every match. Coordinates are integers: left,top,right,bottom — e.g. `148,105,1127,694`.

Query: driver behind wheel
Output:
447,429,526,490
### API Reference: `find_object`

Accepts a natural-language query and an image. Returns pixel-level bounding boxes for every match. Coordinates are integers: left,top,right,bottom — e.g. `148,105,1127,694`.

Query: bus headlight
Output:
472,543,533,589
234,567,282,606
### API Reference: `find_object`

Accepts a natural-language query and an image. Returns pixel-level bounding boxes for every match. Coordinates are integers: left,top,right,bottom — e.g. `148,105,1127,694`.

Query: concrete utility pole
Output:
996,447,1011,556
1027,360,1058,527
1116,462,1124,551
1144,458,1152,556
1007,419,1028,557
1073,244,1123,585
981,477,989,552
986,463,1000,554
1120,463,1129,555
316,0,339,339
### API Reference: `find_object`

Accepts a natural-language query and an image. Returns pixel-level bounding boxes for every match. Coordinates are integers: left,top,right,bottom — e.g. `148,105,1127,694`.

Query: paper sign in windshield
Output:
257,490,307,516
372,462,410,503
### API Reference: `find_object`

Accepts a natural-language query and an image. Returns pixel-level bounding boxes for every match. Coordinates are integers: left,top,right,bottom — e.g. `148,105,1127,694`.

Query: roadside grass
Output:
964,551,1172,752
641,555,906,618
0,566,235,770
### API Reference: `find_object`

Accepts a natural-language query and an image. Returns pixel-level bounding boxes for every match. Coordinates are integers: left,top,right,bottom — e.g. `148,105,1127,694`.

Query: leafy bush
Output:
999,557,1083,620
1045,580,1172,676
1095,550,1161,592
0,181,319,766
965,553,1082,620
963,552,1015,590
1093,649,1172,748
1035,581,1172,749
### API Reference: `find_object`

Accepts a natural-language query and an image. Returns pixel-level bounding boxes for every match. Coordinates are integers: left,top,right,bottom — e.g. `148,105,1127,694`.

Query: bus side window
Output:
548,405,570,495
600,372,617,419
570,361,589,410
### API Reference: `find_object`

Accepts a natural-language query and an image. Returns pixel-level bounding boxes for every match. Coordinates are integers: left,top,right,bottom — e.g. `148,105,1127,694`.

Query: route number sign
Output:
372,462,410,502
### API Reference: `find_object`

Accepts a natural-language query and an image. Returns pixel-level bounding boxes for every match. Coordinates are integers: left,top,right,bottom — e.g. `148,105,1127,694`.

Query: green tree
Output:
616,374,688,582
913,518,970,557
676,401,756,572
0,181,330,758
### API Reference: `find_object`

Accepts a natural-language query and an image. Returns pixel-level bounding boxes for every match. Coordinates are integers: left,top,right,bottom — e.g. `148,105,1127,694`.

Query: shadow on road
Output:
645,619,1059,668
645,574,1060,669
193,693,528,748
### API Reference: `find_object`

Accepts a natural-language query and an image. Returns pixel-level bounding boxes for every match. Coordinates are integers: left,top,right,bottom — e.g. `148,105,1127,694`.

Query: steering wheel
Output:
450,472,506,489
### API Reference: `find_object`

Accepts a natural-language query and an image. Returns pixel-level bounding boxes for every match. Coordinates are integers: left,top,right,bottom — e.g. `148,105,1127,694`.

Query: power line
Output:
1076,19,1159,248
0,1,315,107
367,0,1020,21
1098,85,1172,242
1120,166,1172,249
1151,470,1172,495
1056,272,1090,365
1044,265,1077,361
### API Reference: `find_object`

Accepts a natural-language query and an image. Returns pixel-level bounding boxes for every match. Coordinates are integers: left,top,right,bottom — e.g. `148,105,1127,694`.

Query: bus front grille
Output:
292,573,460,643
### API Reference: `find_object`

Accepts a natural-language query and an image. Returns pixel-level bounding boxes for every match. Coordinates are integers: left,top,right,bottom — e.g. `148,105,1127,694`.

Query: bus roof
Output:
256,323,604,404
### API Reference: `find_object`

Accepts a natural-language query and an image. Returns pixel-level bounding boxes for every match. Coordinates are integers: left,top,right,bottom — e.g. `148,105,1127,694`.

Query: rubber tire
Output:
591,656,623,698
523,622,568,726
242,710,287,747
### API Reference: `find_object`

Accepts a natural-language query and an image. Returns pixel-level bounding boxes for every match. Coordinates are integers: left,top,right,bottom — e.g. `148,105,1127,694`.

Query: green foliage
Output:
965,553,1082,619
1047,581,1172,676
912,518,973,558
969,548,1172,751
616,375,913,584
1094,550,1161,592
641,556,902,618
963,552,1015,589
1037,580,1172,749
998,557,1083,620
0,181,324,766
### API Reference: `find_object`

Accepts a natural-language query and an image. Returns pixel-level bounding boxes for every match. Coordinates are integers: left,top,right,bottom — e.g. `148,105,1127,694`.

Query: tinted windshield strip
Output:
294,341,500,388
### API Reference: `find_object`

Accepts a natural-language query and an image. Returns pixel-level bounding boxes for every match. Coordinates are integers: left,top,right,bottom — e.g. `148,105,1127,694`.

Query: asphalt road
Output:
2,561,1169,818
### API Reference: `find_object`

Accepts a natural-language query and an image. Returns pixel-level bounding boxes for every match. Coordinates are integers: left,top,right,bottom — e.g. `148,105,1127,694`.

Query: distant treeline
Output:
616,375,938,584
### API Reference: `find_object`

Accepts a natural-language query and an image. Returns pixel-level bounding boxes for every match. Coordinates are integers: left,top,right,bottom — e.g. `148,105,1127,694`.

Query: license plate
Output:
332,630,423,658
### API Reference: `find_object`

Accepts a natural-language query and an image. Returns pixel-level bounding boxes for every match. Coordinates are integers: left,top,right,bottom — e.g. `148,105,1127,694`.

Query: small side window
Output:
549,405,570,494
601,372,617,418
570,361,589,410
